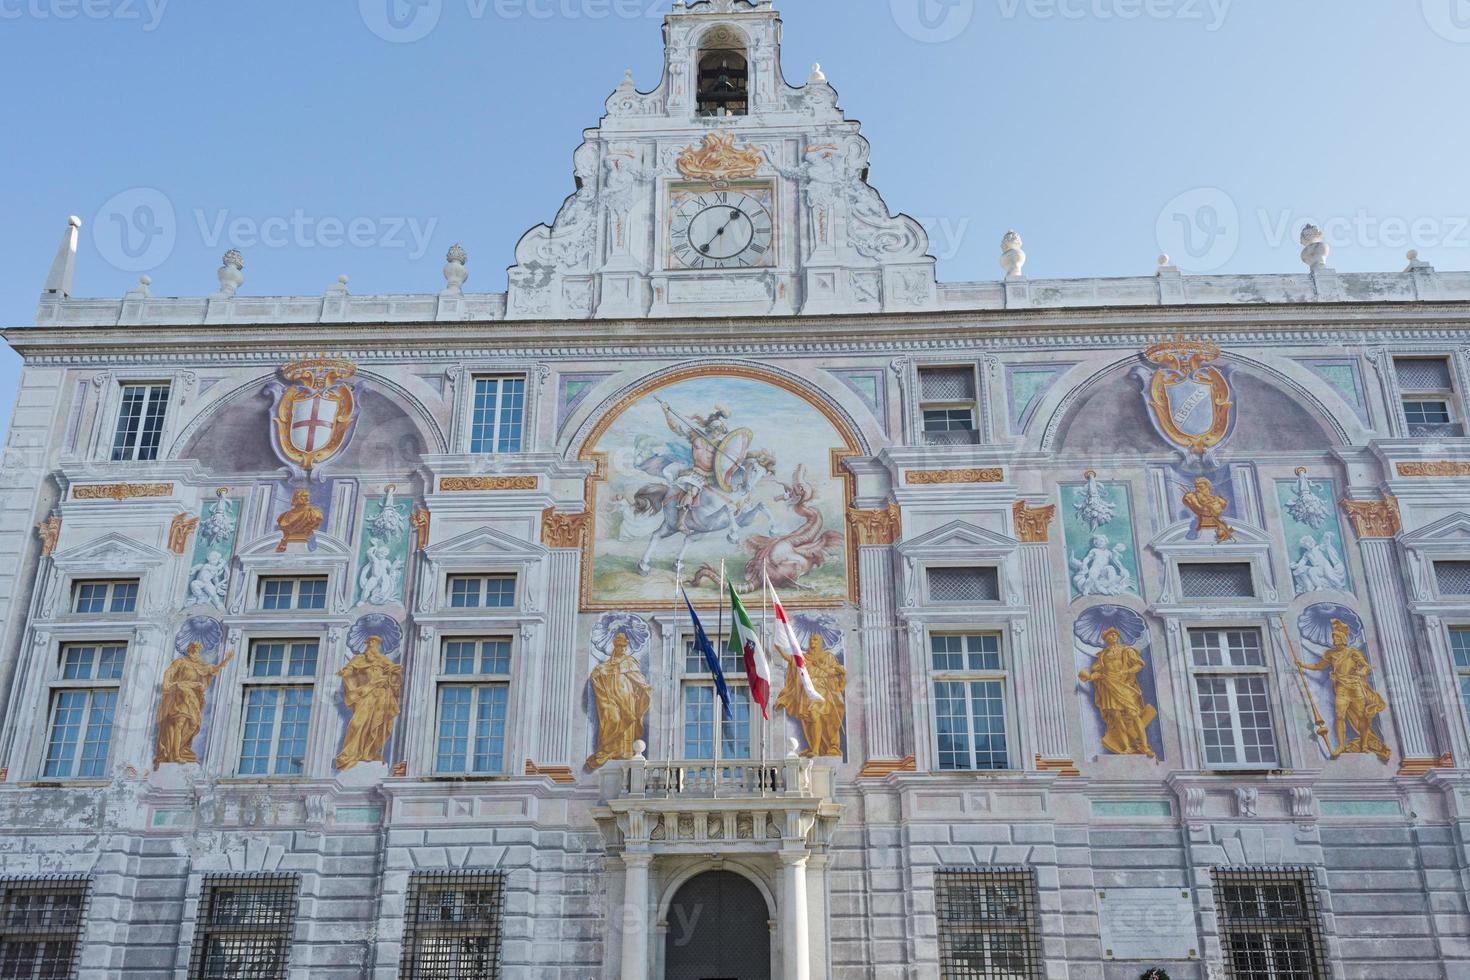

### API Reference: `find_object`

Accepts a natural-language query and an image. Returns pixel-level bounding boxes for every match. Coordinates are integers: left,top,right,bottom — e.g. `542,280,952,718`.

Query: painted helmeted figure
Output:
1070,533,1134,596
188,551,229,608
1291,533,1347,594
658,396,730,523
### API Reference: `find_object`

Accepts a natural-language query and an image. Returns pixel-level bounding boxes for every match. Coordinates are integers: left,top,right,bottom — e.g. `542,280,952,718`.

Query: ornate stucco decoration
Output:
542,508,591,549
905,468,1004,486
525,761,577,785
849,502,901,546
1013,501,1057,543
276,489,324,553
1341,495,1401,538
36,514,61,556
675,131,765,183
410,507,431,552
441,476,539,492
73,483,174,501
267,355,360,479
857,757,916,778
168,513,200,555
1134,334,1236,464
1397,461,1470,477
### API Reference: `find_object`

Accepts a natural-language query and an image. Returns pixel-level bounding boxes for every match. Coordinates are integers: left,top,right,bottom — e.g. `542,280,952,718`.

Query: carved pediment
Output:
424,526,548,563
51,532,170,570
896,520,1019,560
1147,519,1273,556
236,532,354,562
1400,511,1470,553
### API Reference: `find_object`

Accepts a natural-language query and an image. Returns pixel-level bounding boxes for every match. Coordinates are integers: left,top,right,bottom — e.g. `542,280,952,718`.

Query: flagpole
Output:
671,559,682,773
762,561,771,792
714,560,725,796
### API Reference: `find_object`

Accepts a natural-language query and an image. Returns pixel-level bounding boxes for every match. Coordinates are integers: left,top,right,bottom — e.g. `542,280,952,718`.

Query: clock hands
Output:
698,207,748,255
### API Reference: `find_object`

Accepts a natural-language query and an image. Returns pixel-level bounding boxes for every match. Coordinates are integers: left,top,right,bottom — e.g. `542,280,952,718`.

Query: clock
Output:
667,182,776,270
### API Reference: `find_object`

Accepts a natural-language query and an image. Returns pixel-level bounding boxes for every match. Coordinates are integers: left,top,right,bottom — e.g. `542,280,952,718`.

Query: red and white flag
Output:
768,575,824,702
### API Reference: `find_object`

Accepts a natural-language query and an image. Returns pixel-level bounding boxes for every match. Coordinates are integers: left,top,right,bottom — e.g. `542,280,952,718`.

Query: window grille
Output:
110,383,170,462
187,874,298,980
1212,867,1328,980
928,567,1000,603
1435,561,1470,596
0,875,91,980
1179,562,1255,599
936,868,1042,979
1395,356,1453,391
920,367,977,401
399,871,506,979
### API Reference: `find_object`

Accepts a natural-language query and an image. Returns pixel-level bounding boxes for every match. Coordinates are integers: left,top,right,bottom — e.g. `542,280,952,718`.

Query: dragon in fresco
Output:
688,466,842,593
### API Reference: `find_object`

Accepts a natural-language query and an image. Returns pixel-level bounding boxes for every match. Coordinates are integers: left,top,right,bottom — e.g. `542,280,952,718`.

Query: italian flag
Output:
727,582,772,718
769,577,824,702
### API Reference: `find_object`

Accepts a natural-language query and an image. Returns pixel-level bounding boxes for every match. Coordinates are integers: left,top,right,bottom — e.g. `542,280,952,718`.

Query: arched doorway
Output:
664,871,771,980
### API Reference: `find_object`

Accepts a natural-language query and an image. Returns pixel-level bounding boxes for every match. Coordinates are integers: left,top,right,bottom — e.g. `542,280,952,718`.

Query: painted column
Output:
1014,502,1072,764
620,851,652,980
851,504,904,766
540,509,589,770
780,850,811,980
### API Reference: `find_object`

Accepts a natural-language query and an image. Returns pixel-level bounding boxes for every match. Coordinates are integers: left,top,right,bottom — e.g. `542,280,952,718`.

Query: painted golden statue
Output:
1078,628,1157,758
1297,619,1391,762
1182,476,1235,542
775,635,847,757
586,632,651,770
276,488,324,552
334,635,403,771
154,644,234,768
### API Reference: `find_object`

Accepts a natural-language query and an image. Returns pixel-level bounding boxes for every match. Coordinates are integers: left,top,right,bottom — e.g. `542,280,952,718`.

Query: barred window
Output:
1189,628,1279,769
928,567,1000,603
110,382,170,462
435,638,512,775
44,643,127,779
399,872,505,979
919,366,980,446
1395,356,1453,391
930,634,1009,771
258,576,328,611
1435,561,1470,597
447,575,517,610
469,377,525,455
1179,562,1256,599
920,366,977,401
1212,867,1328,980
71,580,139,615
1395,356,1462,437
936,868,1042,978
0,875,91,979
187,874,298,980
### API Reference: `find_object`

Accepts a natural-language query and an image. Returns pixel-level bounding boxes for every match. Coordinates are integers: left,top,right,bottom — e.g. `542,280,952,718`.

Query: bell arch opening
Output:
664,870,771,980
697,28,749,117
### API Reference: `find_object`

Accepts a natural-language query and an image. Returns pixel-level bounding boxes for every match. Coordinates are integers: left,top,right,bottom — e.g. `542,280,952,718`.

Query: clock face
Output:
668,187,775,270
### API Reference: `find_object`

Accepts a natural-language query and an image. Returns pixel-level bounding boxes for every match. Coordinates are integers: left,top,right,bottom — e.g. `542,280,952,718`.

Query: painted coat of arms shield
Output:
267,356,360,480
1134,335,1236,465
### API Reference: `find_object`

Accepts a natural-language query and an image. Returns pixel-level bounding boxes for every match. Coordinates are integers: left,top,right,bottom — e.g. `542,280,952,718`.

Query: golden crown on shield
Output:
1142,334,1221,375
281,354,358,391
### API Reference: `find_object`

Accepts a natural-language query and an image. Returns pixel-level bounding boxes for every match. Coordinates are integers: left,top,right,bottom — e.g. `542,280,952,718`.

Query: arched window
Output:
696,33,749,117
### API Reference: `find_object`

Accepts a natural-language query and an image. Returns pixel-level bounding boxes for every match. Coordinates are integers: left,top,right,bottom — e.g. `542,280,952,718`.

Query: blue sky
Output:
2,1,1468,432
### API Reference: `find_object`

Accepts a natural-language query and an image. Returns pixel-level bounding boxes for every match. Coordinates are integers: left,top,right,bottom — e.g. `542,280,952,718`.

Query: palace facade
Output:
3,2,1470,978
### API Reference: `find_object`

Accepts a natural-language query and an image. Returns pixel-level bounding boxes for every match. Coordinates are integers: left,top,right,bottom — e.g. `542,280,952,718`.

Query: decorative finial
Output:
1000,230,1026,279
1299,224,1330,271
443,243,469,292
632,739,647,761
43,216,83,298
809,62,826,83
124,275,152,300
68,215,82,228
619,69,635,88
215,249,245,298
1405,249,1433,272
787,737,801,759
327,275,349,296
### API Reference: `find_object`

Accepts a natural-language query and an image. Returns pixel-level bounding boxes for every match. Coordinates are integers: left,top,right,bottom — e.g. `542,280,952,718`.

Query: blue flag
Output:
683,590,732,721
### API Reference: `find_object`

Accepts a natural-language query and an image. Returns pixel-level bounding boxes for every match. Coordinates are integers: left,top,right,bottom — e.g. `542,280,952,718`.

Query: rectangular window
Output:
447,575,517,610
399,871,505,979
0,875,92,979
435,638,512,775
919,366,980,446
43,643,127,779
187,874,298,980
930,634,1009,771
469,377,526,454
1189,628,1279,769
681,639,753,761
1212,867,1329,980
1435,561,1470,597
1452,628,1470,718
1396,356,1462,437
71,579,139,615
110,382,170,462
1178,562,1256,600
258,577,328,611
239,640,317,776
936,868,1042,979
928,567,1000,604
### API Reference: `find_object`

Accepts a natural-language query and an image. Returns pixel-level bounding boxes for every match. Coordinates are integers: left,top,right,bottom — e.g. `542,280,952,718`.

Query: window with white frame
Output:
1188,627,1279,769
682,638,753,760
447,575,517,610
930,632,1010,771
434,637,512,776
71,579,139,615
1450,627,1470,717
239,640,318,776
918,366,979,446
110,382,170,462
468,377,526,454
257,576,328,612
1212,866,1329,980
42,642,127,779
1395,356,1462,437
0,875,92,978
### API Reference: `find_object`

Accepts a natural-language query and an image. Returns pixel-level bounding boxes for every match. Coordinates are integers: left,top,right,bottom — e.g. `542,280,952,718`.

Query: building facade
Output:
3,1,1470,977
